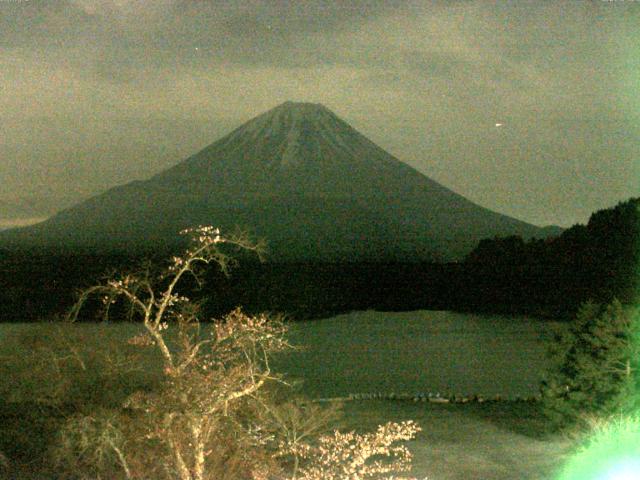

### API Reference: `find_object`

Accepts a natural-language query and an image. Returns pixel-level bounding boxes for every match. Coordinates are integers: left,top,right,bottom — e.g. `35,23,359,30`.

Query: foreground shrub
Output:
52,409,132,479
292,420,421,480
0,323,161,475
0,322,162,408
58,226,421,480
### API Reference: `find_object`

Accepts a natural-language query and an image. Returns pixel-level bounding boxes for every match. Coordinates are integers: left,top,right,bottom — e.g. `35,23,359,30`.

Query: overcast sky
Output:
1,0,638,229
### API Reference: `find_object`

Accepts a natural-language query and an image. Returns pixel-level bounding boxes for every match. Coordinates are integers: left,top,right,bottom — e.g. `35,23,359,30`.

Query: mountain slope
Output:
0,102,560,260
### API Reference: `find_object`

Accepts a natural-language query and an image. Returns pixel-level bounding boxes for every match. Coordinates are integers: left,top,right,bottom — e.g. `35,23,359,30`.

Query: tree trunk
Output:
192,421,206,480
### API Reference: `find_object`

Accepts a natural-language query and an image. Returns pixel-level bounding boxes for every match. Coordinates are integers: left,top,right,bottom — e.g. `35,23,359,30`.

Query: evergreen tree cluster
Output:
540,299,640,429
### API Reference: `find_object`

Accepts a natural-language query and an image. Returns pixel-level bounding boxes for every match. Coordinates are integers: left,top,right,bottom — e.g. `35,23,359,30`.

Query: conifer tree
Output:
540,299,640,429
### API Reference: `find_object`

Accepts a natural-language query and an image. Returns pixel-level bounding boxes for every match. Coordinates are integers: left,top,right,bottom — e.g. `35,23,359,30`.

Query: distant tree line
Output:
0,197,637,322
461,197,640,316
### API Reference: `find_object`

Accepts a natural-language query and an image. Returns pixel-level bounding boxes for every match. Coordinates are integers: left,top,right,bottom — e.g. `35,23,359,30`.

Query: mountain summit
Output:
152,101,425,197
1,102,559,260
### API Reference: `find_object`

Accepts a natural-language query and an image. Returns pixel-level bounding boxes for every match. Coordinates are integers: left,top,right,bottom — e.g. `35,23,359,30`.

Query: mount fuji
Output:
1,102,561,260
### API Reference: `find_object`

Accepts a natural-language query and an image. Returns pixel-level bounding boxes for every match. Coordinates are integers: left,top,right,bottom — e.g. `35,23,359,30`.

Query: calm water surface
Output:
275,310,566,399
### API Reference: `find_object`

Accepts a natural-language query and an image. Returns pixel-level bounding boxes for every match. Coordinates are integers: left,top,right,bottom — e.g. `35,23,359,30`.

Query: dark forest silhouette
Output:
462,197,639,315
0,197,637,322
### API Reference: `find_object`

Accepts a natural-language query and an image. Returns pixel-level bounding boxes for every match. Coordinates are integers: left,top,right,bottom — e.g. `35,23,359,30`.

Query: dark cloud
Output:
0,1,101,47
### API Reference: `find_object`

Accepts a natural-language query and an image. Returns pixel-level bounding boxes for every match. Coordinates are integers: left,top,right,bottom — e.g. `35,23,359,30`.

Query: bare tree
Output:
67,226,286,479
62,226,422,480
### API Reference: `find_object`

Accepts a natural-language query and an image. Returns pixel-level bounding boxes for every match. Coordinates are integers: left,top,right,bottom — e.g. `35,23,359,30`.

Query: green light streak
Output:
556,304,640,479
556,414,640,480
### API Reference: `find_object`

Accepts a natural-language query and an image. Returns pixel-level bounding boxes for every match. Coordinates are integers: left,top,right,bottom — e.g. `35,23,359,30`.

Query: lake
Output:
0,309,565,400
274,309,565,399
